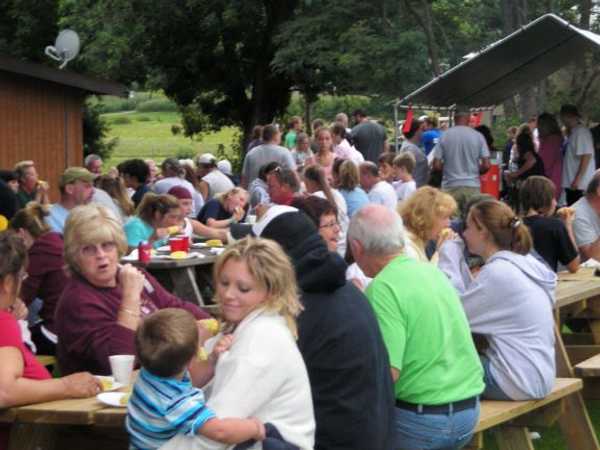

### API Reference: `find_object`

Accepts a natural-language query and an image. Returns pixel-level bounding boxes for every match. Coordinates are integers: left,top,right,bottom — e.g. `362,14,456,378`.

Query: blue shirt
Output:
126,368,216,450
124,217,166,249
45,203,70,234
340,187,369,217
421,129,441,156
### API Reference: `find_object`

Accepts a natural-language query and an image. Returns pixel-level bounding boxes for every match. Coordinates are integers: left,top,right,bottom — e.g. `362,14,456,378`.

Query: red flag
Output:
402,105,413,134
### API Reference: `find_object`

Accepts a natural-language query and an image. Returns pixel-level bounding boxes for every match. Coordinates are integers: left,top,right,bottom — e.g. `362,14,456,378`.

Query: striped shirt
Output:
126,368,216,450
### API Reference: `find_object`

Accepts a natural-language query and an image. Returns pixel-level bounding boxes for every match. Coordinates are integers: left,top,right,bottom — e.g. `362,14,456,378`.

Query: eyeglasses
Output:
319,220,339,229
81,241,118,257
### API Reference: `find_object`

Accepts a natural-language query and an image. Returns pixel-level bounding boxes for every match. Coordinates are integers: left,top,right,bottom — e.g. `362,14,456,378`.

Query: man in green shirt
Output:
14,160,49,209
348,204,484,450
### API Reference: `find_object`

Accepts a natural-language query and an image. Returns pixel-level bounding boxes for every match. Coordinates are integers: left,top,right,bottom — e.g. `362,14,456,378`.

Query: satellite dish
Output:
45,29,80,69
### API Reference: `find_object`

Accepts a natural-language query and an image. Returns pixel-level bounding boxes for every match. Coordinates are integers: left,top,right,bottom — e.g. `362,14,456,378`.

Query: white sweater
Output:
160,308,315,450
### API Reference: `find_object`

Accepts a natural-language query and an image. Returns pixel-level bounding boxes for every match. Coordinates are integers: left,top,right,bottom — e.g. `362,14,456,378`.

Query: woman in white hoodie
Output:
438,200,557,401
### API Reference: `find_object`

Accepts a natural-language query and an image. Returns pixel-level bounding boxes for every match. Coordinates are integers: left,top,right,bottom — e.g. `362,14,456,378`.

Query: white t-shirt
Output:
572,196,600,248
367,180,397,211
561,125,595,190
393,180,417,202
202,170,234,200
345,262,372,291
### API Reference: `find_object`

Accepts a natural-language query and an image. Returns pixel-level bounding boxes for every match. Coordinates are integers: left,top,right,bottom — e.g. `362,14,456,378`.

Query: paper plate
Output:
157,245,171,252
97,392,129,408
166,253,202,260
95,376,124,392
191,242,207,248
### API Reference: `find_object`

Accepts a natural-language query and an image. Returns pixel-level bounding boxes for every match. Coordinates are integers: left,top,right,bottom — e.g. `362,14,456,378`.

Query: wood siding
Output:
0,71,85,202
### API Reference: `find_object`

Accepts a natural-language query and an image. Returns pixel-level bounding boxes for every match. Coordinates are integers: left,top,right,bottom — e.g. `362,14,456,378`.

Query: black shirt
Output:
518,149,545,179
524,215,578,271
196,199,230,224
0,180,18,220
131,184,150,208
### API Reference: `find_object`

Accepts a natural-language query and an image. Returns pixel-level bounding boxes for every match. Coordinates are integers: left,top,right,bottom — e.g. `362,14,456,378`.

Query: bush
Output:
136,98,178,112
111,116,132,125
171,124,182,135
137,116,151,122
175,147,196,160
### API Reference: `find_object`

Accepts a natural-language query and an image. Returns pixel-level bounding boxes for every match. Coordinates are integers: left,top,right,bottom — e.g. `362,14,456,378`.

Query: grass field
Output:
102,111,239,169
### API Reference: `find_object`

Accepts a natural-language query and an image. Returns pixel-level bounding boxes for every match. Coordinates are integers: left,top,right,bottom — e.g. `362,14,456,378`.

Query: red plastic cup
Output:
178,235,190,252
169,237,183,253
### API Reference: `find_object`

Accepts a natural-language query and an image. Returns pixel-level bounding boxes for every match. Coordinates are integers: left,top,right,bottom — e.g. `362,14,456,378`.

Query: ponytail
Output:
470,200,532,255
9,201,50,238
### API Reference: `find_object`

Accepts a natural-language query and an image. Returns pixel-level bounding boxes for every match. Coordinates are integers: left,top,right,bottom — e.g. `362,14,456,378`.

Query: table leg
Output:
169,267,204,305
8,422,57,450
494,427,534,450
554,325,600,450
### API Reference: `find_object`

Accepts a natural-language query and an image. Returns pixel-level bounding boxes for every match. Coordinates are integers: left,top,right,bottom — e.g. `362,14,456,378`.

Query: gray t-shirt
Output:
351,121,387,163
432,126,490,189
202,170,234,200
242,143,296,185
561,125,595,190
573,196,600,248
400,141,429,187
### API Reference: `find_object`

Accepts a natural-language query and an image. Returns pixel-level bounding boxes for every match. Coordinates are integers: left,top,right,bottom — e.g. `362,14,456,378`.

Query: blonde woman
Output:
166,237,315,450
95,175,135,223
197,187,249,228
399,186,457,263
55,204,209,375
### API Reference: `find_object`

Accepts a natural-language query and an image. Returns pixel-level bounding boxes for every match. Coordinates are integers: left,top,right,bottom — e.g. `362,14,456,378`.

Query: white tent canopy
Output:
397,14,600,108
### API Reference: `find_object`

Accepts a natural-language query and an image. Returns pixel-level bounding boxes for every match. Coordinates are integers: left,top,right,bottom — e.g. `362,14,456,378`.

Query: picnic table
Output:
0,385,131,450
122,245,220,311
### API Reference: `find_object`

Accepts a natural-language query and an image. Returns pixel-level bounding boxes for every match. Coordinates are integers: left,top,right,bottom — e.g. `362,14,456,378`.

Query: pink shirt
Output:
0,311,50,449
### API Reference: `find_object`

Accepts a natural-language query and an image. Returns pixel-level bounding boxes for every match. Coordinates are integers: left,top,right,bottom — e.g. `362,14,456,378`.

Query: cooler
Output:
480,152,501,199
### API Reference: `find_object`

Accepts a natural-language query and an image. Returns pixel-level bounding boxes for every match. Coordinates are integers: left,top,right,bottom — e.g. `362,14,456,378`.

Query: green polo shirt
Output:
366,255,484,405
16,188,36,209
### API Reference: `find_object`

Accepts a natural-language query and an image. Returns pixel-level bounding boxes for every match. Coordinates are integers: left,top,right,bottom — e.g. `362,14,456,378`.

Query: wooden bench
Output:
466,378,583,449
574,353,600,399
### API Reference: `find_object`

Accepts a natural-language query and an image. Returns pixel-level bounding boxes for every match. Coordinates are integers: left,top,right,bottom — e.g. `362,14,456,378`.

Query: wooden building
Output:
0,54,126,201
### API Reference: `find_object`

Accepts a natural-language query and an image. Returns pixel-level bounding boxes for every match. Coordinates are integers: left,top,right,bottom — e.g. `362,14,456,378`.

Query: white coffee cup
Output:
109,354,135,384
246,214,257,224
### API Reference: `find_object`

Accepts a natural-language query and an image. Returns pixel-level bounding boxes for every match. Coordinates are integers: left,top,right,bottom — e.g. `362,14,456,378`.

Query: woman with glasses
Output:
292,196,341,253
55,204,210,375
9,202,67,355
0,231,101,449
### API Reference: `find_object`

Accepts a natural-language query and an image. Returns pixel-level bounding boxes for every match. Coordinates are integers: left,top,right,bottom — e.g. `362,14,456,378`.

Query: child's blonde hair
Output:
213,237,303,337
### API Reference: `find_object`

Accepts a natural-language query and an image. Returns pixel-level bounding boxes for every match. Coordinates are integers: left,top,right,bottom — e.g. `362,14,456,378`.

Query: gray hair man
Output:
348,204,484,449
84,154,103,175
572,169,600,261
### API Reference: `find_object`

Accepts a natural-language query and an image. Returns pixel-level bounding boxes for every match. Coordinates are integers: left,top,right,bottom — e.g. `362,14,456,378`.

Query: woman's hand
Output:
119,264,145,305
251,417,266,441
9,298,28,321
155,227,169,240
61,372,102,398
557,207,575,224
232,207,245,223
213,334,234,357
436,228,457,249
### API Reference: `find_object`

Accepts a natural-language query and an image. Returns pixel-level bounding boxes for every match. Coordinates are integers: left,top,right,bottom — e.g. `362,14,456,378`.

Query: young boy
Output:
392,152,417,202
377,152,396,183
126,308,265,450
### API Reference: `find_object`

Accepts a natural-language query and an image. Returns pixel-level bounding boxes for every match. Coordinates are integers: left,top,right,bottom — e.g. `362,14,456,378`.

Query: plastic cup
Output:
109,354,135,385
169,237,183,252
178,235,190,252
246,214,257,224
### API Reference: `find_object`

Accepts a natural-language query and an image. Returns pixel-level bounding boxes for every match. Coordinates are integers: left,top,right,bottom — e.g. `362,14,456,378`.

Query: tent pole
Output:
394,104,399,152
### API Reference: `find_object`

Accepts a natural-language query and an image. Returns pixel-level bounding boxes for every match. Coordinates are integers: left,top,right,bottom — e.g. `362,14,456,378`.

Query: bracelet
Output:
119,307,141,318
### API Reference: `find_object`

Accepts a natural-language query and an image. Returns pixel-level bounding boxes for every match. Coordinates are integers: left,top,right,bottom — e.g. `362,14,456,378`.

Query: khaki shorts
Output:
444,186,481,217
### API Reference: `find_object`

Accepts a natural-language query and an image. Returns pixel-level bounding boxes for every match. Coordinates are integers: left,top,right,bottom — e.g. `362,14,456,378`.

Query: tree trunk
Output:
403,0,441,76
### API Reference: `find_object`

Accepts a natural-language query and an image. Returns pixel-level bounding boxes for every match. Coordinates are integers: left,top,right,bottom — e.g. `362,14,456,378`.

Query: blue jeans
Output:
394,398,480,449
480,355,512,400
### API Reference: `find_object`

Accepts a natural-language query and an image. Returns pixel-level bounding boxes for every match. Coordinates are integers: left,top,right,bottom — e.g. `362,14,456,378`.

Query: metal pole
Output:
393,104,399,152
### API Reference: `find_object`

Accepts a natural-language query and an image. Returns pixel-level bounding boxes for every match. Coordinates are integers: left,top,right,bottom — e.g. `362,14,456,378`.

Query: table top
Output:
122,247,218,269
556,268,600,309
0,389,128,427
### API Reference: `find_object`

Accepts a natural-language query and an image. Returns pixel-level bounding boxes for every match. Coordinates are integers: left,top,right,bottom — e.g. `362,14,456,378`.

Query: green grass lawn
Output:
103,111,239,169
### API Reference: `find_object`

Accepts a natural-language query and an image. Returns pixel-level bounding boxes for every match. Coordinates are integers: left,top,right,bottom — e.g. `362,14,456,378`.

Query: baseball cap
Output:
217,159,232,176
59,167,95,188
197,153,217,165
